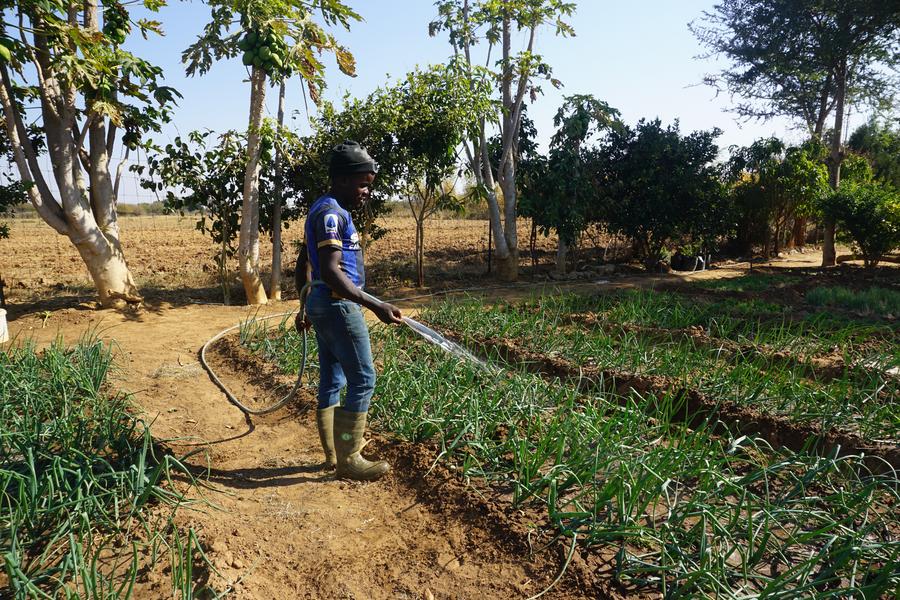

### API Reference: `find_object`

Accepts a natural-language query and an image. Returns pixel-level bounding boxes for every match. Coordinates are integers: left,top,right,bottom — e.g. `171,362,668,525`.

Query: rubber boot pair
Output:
316,407,390,481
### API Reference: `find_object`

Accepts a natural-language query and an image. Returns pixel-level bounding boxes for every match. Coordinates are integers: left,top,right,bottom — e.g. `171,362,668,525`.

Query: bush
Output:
821,181,900,267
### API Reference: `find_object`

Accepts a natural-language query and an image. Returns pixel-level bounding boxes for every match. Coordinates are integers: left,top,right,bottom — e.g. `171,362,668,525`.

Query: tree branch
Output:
0,63,68,234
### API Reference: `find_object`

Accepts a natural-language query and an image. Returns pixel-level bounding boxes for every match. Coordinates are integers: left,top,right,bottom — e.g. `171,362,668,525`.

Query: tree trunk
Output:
239,67,269,305
497,159,518,281
791,217,807,248
416,218,425,288
555,237,567,276
823,63,847,267
270,80,286,300
0,31,139,308
530,221,537,268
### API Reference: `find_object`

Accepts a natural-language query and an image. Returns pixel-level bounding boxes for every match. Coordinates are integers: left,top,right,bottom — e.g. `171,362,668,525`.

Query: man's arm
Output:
319,247,403,324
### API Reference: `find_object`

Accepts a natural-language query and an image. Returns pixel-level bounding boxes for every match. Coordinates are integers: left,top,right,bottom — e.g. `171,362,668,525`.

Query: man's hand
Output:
295,311,312,333
373,301,403,325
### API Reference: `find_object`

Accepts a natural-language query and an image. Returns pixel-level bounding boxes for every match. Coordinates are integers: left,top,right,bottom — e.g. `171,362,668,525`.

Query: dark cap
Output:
329,140,378,176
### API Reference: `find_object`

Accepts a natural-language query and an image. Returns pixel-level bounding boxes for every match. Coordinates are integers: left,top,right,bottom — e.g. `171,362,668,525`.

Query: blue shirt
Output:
305,195,365,293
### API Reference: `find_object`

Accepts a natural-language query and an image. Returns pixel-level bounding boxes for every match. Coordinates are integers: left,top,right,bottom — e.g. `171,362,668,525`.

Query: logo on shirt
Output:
324,213,339,234
349,232,360,250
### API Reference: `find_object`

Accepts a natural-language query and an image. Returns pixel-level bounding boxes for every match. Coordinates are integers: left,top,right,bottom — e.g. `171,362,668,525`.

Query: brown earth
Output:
0,215,572,309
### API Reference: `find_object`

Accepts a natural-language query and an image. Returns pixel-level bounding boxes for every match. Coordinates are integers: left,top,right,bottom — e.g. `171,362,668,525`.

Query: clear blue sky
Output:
111,0,869,202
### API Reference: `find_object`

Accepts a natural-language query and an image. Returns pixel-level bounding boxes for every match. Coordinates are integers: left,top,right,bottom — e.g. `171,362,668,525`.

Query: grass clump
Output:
806,285,900,316
0,339,195,598
696,273,799,293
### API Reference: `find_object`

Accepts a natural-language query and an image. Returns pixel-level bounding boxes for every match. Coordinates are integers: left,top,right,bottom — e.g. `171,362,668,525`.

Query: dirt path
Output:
9,301,594,600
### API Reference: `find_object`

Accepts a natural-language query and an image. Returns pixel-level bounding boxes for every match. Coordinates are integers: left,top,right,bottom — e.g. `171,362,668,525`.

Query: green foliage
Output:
520,95,621,246
727,138,830,253
182,0,359,96
692,0,900,133
136,127,299,301
602,119,727,264
2,0,180,151
0,340,194,596
806,286,900,316
848,118,900,188
287,59,493,244
821,181,900,267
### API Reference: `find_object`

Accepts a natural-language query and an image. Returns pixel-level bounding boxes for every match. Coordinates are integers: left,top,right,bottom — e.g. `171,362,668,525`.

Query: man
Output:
299,140,403,481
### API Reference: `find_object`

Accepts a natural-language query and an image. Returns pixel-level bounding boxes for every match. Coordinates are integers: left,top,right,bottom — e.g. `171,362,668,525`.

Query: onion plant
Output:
369,328,900,598
248,319,899,597
423,294,899,441
0,339,201,598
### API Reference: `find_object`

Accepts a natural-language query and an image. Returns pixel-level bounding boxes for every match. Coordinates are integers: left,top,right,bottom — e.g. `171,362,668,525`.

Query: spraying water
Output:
361,291,496,373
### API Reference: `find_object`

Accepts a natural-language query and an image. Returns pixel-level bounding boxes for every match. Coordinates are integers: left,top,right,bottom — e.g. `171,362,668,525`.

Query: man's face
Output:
333,172,375,210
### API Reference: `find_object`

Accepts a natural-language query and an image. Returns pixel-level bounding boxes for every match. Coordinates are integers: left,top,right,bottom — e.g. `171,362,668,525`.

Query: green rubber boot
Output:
333,408,390,481
316,406,337,469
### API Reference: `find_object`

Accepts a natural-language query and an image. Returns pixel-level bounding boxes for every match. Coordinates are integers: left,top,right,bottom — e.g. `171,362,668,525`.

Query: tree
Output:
286,95,404,250
848,118,900,189
519,95,621,274
184,0,360,304
603,119,725,267
270,80,287,300
289,60,491,287
727,139,830,255
693,0,900,266
430,0,575,281
0,0,179,307
390,62,490,287
822,181,900,266
138,126,295,304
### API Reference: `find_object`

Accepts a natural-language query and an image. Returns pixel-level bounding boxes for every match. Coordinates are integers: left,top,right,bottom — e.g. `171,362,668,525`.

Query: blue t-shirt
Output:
305,195,365,293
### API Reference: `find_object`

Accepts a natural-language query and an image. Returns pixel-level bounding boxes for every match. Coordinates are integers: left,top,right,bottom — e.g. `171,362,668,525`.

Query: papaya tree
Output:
0,0,179,307
136,127,294,304
183,0,359,304
430,0,576,281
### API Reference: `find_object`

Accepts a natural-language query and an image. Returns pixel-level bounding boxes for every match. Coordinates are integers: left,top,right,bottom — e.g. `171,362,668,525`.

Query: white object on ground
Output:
0,309,8,343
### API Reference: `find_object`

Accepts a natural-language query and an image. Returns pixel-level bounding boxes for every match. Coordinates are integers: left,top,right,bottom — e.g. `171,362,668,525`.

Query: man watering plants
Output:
296,140,403,481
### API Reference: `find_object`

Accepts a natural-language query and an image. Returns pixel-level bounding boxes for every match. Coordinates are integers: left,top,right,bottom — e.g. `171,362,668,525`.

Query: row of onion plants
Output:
422,295,899,441
239,320,899,598
0,339,205,598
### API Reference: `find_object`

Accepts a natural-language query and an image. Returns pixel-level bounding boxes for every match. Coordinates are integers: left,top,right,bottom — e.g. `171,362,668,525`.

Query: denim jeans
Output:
305,291,376,413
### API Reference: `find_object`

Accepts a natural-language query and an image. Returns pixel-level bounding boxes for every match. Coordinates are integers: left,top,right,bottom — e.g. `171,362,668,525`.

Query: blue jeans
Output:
306,291,376,413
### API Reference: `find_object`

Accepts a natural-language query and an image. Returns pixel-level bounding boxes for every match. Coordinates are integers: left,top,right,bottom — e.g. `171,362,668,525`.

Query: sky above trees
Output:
103,0,883,202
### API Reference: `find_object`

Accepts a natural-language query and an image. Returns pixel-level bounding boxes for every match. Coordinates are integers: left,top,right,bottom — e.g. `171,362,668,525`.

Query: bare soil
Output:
1,215,571,309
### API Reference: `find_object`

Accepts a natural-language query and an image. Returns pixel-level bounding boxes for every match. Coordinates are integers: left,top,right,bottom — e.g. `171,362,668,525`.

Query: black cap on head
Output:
329,140,378,177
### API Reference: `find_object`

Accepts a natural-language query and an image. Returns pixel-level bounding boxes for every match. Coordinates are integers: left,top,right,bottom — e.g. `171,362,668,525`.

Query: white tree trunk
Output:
0,17,140,308
270,80,286,301
240,66,269,305
555,237,568,276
